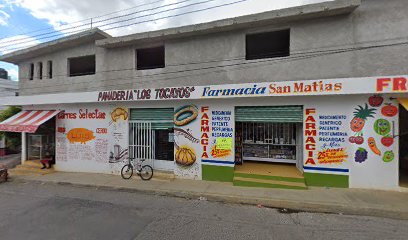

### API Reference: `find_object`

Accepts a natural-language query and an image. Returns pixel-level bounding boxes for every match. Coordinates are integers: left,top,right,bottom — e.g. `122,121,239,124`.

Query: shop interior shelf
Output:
243,157,297,163
243,142,297,146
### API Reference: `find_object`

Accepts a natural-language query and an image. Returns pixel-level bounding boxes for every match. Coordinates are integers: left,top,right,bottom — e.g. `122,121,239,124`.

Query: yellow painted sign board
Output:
216,138,233,150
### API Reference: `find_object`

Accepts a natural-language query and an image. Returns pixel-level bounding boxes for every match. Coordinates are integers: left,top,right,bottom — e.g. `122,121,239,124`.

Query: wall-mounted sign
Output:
216,138,233,150
4,76,408,106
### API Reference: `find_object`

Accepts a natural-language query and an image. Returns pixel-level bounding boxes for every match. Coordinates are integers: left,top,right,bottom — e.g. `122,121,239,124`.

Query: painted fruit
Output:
381,104,398,117
374,119,391,136
381,136,394,147
175,147,196,166
355,148,368,163
350,117,365,132
368,95,383,107
355,136,364,145
350,104,376,132
383,151,395,163
349,136,356,143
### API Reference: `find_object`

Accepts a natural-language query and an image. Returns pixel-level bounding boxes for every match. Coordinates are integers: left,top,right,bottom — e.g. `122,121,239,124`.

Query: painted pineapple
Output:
350,104,376,133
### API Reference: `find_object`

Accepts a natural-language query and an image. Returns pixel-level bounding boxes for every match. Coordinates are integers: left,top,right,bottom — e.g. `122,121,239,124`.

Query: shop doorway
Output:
399,104,408,188
129,108,174,171
26,117,56,161
234,106,304,173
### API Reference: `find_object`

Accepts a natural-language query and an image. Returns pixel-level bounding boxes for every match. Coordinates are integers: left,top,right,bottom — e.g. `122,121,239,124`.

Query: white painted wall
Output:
25,94,401,189
0,79,18,111
54,103,128,175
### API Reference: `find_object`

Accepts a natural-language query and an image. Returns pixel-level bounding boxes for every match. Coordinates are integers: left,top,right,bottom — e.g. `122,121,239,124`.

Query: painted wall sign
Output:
216,138,232,150
56,105,128,174
57,109,106,120
174,105,202,180
304,108,317,165
95,77,408,103
97,87,195,102
66,128,96,144
4,76,408,106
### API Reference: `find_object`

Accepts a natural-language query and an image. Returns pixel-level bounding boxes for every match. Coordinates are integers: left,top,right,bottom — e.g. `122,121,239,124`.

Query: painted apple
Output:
383,151,395,163
368,95,383,107
381,136,394,147
381,104,398,117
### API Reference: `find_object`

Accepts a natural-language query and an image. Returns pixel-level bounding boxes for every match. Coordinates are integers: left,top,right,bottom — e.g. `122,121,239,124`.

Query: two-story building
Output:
0,70,19,156
0,0,408,190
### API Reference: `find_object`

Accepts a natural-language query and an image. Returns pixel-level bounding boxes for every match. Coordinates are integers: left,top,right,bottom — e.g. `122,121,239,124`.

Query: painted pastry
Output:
111,107,128,122
175,146,196,166
174,105,198,126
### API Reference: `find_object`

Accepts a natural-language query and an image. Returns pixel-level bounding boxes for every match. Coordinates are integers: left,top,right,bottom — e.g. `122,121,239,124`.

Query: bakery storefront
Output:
1,76,408,190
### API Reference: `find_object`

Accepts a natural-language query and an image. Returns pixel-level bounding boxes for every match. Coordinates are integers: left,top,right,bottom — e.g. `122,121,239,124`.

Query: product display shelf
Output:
242,142,297,164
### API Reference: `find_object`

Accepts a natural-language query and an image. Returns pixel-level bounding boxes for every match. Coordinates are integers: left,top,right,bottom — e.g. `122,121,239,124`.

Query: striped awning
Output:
0,110,60,133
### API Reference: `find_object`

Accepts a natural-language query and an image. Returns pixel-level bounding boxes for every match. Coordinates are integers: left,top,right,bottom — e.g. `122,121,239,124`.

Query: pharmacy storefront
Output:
1,76,408,190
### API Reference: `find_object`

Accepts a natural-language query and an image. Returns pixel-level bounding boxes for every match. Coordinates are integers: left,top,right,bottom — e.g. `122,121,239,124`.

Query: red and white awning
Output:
0,110,60,133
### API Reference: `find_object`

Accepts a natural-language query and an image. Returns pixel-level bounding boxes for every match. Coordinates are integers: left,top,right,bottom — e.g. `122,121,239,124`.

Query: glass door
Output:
27,135,43,160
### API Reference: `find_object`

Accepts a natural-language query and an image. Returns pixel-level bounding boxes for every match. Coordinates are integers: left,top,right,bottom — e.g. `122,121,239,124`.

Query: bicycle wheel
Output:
139,165,153,180
121,164,133,179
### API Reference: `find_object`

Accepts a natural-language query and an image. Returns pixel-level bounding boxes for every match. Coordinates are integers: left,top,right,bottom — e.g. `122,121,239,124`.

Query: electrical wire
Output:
0,0,199,46
0,0,168,40
0,0,245,51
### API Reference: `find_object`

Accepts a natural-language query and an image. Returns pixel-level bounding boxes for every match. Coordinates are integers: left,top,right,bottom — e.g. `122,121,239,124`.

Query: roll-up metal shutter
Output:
235,106,303,123
130,108,174,129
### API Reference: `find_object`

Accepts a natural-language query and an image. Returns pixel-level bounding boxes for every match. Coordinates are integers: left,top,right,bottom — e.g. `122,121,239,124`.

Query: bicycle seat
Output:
140,159,146,162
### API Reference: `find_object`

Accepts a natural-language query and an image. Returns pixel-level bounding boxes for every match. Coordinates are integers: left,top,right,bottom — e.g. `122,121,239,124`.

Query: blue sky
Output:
0,4,53,81
0,0,328,82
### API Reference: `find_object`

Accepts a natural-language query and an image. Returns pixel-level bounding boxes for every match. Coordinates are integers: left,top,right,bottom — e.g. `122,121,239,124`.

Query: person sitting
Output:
40,152,55,169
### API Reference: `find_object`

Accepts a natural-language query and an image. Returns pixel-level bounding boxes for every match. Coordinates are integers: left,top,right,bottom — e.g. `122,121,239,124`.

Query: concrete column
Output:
21,132,26,164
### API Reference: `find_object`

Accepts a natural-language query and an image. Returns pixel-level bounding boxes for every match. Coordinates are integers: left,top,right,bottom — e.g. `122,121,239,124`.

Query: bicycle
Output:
121,158,153,180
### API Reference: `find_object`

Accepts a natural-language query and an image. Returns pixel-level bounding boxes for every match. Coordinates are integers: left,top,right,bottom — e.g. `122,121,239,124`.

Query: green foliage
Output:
353,103,376,120
0,106,21,121
0,106,22,151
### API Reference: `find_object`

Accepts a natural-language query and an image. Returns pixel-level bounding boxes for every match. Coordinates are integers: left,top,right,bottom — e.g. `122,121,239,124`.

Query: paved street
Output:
0,181,407,240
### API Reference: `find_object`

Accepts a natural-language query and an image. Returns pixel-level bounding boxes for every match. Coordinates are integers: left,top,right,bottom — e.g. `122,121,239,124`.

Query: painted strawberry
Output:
355,148,368,163
381,135,394,147
350,104,376,133
368,95,383,107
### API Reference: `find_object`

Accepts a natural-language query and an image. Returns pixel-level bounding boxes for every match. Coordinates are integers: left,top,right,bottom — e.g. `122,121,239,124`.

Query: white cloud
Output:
10,0,332,37
0,35,41,55
0,4,11,26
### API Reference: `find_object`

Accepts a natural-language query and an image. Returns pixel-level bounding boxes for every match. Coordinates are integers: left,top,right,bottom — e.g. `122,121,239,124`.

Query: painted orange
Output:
67,128,96,144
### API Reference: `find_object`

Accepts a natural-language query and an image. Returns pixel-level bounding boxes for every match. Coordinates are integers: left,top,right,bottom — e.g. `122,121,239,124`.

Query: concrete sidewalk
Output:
10,171,408,220
0,153,21,169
